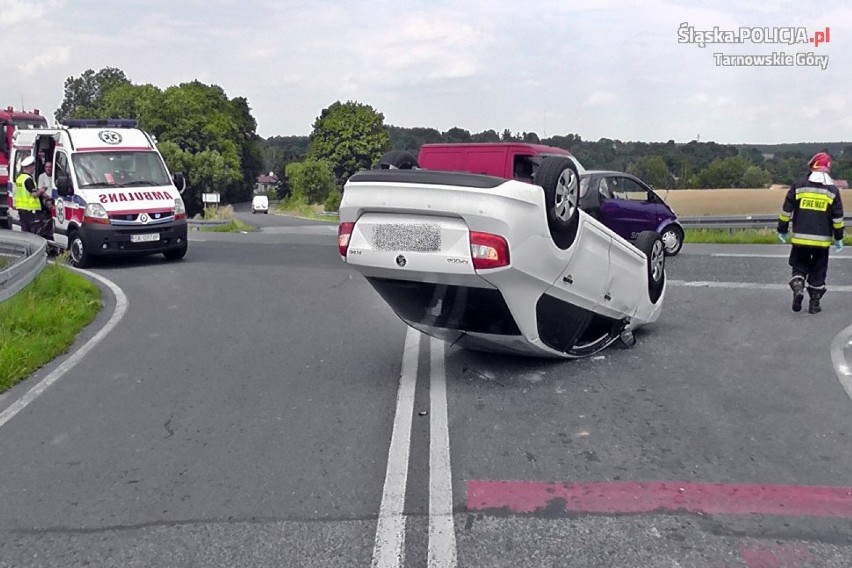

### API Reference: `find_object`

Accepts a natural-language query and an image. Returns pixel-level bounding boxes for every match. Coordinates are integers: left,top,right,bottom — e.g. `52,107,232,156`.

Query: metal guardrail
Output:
680,214,852,230
0,231,48,303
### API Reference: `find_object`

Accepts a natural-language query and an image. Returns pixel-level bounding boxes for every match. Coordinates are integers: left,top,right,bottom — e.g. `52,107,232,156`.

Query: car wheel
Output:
68,231,91,269
163,241,188,261
375,150,419,170
535,156,580,247
660,225,684,256
634,230,665,304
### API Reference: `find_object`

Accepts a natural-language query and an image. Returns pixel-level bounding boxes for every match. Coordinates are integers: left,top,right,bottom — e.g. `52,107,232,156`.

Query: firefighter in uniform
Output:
14,155,47,234
777,152,845,314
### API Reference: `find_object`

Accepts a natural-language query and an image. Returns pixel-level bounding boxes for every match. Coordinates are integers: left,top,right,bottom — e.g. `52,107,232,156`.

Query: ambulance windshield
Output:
72,151,172,188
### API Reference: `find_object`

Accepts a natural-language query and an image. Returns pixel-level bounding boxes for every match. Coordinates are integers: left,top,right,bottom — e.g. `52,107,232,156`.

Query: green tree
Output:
443,127,471,143
697,156,751,188
55,67,130,122
285,159,336,204
629,155,670,188
101,83,164,125
150,81,262,212
741,165,772,188
308,101,391,186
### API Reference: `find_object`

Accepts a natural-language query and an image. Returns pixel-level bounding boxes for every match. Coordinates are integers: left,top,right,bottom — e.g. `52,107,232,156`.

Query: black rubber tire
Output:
660,224,684,256
163,241,188,261
68,231,92,269
634,230,665,304
375,150,419,170
534,156,580,248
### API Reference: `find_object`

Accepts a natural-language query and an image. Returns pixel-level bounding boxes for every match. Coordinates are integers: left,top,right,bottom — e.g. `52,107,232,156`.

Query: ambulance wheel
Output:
68,231,92,268
163,241,188,261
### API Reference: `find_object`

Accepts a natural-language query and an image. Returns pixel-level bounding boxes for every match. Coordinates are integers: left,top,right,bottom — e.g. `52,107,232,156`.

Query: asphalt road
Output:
0,208,851,568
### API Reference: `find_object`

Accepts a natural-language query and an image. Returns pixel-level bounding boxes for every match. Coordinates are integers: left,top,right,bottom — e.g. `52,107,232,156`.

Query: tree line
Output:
56,67,264,216
264,125,852,197
55,67,851,215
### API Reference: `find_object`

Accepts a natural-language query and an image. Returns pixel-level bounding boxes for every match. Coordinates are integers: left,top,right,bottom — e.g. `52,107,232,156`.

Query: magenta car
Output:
579,171,683,256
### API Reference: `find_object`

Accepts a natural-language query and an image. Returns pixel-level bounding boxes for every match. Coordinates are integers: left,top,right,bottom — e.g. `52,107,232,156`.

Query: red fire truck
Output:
1,106,49,228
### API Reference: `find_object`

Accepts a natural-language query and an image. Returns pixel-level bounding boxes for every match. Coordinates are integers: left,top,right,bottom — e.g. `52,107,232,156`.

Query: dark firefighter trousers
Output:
789,246,830,289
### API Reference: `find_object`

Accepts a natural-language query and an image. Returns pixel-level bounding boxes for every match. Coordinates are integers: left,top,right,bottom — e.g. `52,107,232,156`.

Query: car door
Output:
545,215,612,313
598,175,660,240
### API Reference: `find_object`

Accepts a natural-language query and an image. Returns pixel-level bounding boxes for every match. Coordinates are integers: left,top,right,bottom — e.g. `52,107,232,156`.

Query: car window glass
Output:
598,178,613,199
54,151,69,180
512,156,535,181
580,176,590,198
614,177,649,201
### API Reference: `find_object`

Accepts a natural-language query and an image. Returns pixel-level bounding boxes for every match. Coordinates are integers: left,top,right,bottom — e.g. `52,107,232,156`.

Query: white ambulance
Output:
8,119,188,267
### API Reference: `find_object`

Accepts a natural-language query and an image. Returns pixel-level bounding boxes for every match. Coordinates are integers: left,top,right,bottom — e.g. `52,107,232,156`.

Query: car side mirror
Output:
173,172,186,194
56,174,74,197
0,134,7,155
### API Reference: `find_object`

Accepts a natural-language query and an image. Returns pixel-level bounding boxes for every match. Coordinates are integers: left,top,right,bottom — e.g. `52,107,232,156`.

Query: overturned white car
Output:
337,156,665,358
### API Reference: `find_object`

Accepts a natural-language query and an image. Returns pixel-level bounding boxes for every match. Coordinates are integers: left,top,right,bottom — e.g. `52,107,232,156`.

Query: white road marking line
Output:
669,280,852,292
372,326,420,568
429,337,457,568
0,269,127,430
831,324,852,401
710,253,852,260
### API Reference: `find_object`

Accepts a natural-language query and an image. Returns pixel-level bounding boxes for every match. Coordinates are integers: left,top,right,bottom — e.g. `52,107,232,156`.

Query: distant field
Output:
662,187,852,216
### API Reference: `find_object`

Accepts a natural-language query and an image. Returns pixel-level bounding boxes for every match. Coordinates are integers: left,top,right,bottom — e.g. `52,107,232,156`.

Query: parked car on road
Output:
338,156,666,359
579,171,683,255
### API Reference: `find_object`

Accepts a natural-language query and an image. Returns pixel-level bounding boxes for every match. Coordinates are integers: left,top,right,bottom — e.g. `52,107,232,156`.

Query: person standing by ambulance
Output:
14,156,47,234
777,152,845,314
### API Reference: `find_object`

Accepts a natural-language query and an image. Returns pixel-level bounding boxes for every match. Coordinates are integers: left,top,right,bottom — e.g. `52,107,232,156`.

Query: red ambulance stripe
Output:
466,480,852,518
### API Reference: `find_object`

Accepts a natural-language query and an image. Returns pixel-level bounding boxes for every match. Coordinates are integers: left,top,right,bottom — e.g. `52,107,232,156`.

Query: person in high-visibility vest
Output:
14,155,48,234
777,152,845,314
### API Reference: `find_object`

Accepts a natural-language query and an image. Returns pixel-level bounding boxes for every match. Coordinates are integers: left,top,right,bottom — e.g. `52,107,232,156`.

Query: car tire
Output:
68,231,92,269
660,224,684,256
634,230,665,304
163,241,188,261
375,150,419,170
535,156,580,248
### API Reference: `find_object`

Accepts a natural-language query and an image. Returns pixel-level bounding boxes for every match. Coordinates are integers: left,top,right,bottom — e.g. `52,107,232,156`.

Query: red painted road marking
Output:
467,480,852,518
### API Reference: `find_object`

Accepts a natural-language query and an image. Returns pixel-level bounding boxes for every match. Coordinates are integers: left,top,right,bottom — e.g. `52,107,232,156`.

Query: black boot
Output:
807,286,825,314
789,276,805,312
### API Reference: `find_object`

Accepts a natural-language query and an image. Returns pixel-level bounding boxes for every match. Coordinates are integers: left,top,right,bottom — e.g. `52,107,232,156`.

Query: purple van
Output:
579,171,683,256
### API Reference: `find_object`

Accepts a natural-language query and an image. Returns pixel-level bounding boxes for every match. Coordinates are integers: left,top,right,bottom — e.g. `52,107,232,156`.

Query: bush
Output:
324,190,342,212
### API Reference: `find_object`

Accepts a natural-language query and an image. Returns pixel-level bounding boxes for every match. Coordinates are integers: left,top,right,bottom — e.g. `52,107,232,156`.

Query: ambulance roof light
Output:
61,118,138,129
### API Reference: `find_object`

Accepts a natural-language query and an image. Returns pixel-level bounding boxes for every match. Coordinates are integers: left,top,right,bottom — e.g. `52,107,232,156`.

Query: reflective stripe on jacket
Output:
778,179,844,247
14,173,41,212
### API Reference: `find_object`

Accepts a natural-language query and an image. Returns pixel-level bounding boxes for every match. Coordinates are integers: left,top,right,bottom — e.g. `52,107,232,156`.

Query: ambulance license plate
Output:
131,233,160,243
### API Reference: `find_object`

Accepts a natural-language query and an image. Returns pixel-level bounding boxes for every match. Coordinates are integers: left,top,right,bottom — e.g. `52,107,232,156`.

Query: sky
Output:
2,0,850,145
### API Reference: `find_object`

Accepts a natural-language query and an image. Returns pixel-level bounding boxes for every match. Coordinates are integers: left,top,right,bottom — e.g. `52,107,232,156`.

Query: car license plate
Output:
373,224,441,252
131,233,160,243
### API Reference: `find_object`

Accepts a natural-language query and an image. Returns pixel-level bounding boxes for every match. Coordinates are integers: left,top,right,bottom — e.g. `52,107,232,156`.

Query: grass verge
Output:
0,261,101,394
195,205,257,232
276,196,338,222
686,228,852,245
